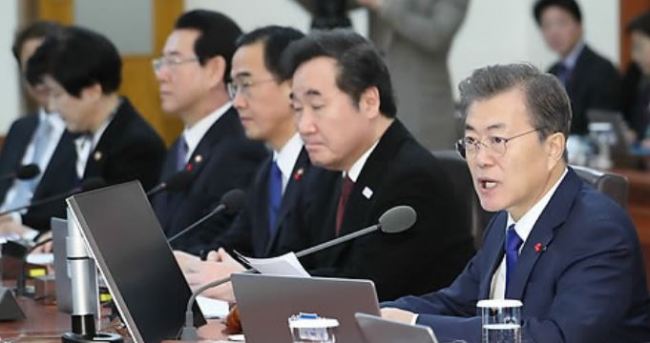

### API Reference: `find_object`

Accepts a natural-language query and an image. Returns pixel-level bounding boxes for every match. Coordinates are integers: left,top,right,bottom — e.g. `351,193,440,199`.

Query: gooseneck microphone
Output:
146,170,194,197
0,163,41,182
167,189,246,244
178,205,417,340
0,178,105,216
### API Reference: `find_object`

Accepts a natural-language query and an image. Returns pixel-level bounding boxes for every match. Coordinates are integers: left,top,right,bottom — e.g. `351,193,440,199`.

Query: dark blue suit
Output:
384,168,650,343
214,148,313,258
151,107,268,255
0,113,77,232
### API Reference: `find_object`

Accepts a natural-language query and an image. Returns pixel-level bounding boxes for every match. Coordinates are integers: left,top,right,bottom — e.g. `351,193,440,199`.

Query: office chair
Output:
572,165,629,209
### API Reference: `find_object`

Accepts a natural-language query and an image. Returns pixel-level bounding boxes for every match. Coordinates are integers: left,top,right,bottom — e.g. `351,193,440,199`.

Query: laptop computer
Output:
65,181,204,343
355,312,438,343
231,273,380,343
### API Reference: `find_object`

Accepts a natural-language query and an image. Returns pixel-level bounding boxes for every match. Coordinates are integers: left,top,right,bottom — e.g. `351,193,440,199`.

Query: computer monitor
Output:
66,181,204,343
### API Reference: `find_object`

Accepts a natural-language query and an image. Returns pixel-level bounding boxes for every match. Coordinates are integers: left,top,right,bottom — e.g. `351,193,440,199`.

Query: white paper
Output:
196,295,230,319
26,252,54,265
242,252,310,277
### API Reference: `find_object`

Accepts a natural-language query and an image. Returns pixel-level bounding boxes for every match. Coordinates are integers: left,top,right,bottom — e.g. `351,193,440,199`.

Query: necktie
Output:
267,161,283,237
335,176,354,236
5,119,52,209
555,63,571,87
176,136,189,172
505,224,523,294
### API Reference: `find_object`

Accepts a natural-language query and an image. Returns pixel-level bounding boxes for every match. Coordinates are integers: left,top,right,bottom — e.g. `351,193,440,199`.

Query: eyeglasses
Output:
227,78,276,100
151,56,199,72
455,128,543,159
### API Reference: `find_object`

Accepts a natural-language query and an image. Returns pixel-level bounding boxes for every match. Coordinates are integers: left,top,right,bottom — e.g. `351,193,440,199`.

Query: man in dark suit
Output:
382,64,650,343
27,27,166,192
534,0,621,140
0,21,77,236
284,30,475,301
174,26,318,300
151,10,267,255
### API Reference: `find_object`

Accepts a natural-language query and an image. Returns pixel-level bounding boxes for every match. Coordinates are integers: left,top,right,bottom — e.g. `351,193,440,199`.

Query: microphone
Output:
178,205,417,340
0,164,41,182
0,178,106,216
167,189,246,244
146,170,194,197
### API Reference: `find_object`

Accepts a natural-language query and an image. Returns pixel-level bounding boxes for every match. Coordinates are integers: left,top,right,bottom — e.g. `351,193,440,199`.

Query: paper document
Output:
26,253,54,265
196,295,230,319
238,252,310,277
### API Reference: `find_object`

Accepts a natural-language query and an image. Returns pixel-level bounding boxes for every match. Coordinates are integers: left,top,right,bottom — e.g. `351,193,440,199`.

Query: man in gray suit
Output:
295,0,470,150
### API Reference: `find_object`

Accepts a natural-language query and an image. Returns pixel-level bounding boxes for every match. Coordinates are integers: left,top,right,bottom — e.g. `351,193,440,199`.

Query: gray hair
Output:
458,63,571,140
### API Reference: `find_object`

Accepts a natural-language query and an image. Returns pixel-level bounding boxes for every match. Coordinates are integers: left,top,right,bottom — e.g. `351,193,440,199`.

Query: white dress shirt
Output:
490,168,568,299
272,133,303,194
1,109,66,212
346,140,380,182
75,115,114,179
180,102,232,163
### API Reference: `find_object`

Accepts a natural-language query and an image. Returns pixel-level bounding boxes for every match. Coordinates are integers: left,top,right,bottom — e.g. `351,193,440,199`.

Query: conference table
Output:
0,294,229,342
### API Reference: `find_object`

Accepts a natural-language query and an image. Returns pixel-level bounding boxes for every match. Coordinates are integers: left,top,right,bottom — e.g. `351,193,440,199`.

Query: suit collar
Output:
182,102,232,157
338,120,410,236
263,148,311,256
505,167,583,299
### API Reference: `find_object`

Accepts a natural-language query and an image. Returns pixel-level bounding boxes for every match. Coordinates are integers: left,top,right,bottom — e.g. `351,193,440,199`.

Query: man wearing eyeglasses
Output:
151,10,267,256
382,64,650,343
173,26,329,301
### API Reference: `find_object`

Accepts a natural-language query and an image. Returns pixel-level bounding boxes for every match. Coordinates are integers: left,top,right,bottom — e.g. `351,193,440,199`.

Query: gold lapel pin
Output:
94,151,103,161
194,155,203,164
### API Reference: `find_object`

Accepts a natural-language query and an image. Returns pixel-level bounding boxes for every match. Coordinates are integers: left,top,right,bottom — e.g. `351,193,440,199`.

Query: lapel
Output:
263,148,310,256
33,131,76,198
565,45,592,95
339,120,409,236
83,98,136,179
14,116,39,165
505,168,582,299
478,213,508,299
158,106,239,233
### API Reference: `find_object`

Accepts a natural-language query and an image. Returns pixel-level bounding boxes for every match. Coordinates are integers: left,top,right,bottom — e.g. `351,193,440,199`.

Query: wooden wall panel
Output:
620,0,650,70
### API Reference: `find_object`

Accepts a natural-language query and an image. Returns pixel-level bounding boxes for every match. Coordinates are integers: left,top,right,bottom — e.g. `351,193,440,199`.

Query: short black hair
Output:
533,0,582,26
459,63,571,141
282,29,397,118
174,10,242,82
235,26,305,82
628,11,650,37
26,26,122,97
12,21,63,67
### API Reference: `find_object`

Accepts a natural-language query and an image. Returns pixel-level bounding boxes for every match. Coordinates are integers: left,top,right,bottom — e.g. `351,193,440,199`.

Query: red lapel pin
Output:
534,242,545,253
185,163,194,172
293,168,304,181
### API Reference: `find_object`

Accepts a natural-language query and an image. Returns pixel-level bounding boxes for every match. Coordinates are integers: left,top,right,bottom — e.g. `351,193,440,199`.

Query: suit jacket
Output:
0,114,77,232
299,120,475,301
214,148,313,258
384,168,650,343
294,0,469,150
82,98,166,191
151,107,268,255
549,45,622,135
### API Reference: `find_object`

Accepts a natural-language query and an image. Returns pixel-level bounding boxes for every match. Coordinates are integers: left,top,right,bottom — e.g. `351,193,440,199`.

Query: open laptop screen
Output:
66,181,204,343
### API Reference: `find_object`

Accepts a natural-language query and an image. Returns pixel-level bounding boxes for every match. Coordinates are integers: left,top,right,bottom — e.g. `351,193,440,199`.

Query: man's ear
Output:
204,55,226,88
81,83,103,102
545,132,565,169
359,86,380,119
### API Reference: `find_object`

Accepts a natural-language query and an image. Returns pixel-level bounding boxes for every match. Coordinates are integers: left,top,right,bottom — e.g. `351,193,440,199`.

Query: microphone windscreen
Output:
379,205,417,234
221,189,246,214
16,164,40,180
165,170,194,192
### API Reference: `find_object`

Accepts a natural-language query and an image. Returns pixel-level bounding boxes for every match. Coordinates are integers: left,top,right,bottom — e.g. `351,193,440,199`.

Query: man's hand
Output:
0,215,31,237
381,307,417,324
176,248,245,302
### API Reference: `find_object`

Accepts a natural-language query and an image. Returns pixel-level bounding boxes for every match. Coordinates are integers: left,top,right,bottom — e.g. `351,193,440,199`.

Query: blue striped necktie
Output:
267,161,282,237
505,224,523,294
